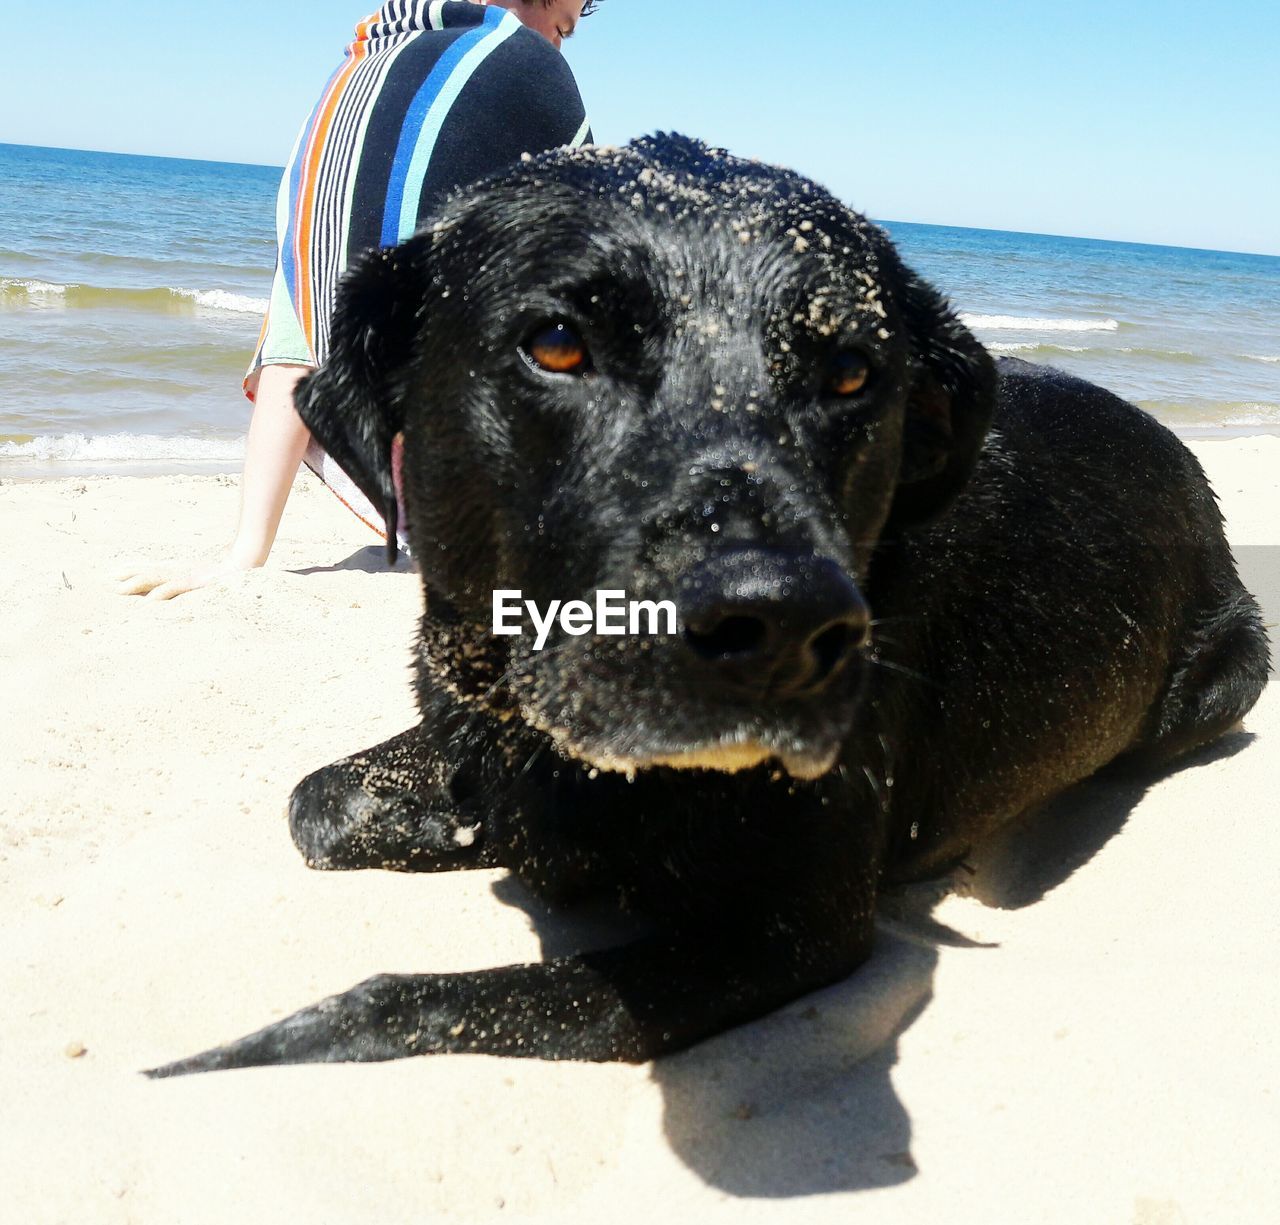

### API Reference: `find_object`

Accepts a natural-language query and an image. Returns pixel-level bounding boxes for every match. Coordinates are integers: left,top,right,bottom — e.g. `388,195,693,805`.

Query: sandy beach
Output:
2,437,1277,1224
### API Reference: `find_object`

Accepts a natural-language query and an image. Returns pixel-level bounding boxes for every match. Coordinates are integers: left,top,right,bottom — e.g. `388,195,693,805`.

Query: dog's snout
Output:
678,549,870,697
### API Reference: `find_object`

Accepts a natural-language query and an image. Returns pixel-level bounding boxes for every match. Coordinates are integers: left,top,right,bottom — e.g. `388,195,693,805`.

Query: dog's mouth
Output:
542,728,843,782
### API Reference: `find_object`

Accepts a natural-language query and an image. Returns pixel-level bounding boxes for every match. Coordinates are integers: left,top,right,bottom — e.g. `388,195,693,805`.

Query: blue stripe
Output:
279,57,347,309
281,148,305,306
380,6,515,246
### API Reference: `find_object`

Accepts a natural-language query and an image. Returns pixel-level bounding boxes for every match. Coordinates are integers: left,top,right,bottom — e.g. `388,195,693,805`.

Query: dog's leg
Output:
1129,588,1270,769
288,722,517,872
144,892,876,1075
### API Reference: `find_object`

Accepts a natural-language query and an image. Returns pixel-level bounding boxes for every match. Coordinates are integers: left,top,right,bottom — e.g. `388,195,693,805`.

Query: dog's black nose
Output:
677,548,870,697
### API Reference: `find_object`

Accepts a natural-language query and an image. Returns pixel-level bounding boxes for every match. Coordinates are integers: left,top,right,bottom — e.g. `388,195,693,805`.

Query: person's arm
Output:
116,364,312,599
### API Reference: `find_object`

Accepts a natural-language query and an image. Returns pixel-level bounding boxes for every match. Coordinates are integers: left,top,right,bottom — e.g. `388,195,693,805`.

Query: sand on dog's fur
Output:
2,439,1278,1224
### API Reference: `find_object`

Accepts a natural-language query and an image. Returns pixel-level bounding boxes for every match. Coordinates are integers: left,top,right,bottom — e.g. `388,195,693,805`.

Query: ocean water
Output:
885,220,1280,438
0,144,275,473
2,142,1278,475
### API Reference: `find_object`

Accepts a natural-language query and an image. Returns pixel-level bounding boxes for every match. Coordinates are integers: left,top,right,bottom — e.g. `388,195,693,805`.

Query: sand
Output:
2,438,1277,1224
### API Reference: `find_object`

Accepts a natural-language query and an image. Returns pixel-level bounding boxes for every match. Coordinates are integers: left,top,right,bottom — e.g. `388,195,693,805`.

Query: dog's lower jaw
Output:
542,729,843,782
651,743,841,781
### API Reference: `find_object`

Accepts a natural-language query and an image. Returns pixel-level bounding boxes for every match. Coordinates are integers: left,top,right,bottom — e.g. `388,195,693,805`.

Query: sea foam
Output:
962,314,1120,333
0,433,244,463
175,288,270,314
0,277,69,299
987,342,1089,354
1,277,267,315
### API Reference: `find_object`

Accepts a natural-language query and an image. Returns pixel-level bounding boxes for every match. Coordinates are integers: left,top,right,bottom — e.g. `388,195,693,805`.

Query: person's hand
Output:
114,554,260,600
117,366,314,601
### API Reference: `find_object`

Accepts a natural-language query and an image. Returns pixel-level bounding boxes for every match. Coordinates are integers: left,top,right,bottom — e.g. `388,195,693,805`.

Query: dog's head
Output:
297,134,995,780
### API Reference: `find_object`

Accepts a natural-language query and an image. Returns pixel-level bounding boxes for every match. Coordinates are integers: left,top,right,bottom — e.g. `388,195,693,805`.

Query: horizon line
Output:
4,138,1278,262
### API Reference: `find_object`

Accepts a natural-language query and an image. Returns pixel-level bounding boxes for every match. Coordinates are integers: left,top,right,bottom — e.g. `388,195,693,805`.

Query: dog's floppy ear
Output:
885,266,997,529
293,245,424,563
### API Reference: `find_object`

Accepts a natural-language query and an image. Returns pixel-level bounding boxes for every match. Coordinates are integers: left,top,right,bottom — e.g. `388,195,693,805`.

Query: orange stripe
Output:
291,19,377,355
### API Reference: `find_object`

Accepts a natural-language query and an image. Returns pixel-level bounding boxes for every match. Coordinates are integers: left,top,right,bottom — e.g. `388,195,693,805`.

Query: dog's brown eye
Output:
826,351,871,397
524,322,589,374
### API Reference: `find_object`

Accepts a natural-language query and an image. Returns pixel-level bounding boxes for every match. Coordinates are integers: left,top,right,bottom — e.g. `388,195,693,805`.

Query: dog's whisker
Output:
870,633,905,649
868,656,936,687
516,740,550,781
861,763,887,814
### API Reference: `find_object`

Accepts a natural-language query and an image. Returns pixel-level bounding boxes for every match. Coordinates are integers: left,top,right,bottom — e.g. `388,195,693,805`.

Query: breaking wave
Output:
962,313,1121,333
0,433,244,463
0,277,267,315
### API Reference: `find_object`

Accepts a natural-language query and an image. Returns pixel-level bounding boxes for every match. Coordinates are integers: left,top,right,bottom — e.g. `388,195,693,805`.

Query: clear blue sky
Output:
2,0,1277,254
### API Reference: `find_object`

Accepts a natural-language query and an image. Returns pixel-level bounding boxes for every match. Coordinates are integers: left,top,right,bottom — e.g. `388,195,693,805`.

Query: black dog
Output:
150,135,1268,1076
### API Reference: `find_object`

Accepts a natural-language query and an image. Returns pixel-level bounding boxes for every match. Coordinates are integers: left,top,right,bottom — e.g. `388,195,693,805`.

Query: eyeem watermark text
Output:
493,590,677,651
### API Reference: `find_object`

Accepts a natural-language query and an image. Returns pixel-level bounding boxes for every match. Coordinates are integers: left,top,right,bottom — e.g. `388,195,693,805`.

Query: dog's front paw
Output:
288,753,485,872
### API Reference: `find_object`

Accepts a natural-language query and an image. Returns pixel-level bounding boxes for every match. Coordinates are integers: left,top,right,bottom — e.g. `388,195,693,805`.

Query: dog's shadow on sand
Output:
494,730,1254,1198
290,545,415,577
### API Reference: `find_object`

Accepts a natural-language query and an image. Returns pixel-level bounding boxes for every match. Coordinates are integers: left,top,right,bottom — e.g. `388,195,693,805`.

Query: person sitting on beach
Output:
120,0,597,599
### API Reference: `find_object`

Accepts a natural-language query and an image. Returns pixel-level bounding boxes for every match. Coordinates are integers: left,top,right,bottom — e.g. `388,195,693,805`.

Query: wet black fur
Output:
148,135,1269,1076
